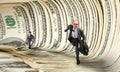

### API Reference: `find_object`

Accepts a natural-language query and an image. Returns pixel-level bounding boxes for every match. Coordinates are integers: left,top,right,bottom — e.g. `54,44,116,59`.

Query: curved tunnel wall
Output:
0,0,120,72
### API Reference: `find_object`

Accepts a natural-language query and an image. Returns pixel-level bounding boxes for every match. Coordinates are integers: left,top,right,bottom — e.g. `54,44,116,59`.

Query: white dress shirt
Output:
72,28,78,38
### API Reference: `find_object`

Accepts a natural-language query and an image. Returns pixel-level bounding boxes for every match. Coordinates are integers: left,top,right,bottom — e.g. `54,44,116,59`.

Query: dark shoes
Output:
77,60,80,65
29,47,31,49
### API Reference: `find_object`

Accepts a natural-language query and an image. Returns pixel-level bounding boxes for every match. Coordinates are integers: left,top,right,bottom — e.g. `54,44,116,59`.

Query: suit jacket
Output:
65,25,89,55
65,25,85,42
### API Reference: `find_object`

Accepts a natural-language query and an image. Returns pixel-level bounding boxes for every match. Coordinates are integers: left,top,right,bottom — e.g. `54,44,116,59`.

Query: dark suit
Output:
27,34,35,49
65,25,86,64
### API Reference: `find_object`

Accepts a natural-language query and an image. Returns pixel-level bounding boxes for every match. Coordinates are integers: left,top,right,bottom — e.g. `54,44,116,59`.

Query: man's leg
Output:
28,40,31,49
75,39,80,64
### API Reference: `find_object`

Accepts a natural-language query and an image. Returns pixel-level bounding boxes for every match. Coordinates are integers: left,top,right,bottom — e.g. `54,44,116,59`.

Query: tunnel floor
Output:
0,47,108,72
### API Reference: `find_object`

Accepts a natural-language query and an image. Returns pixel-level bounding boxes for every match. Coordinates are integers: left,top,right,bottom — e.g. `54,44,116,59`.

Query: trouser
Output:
28,39,32,49
74,38,80,63
70,37,80,63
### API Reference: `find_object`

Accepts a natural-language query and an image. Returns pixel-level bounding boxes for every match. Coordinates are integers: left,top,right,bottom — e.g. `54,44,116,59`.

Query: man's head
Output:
73,20,79,29
28,31,32,35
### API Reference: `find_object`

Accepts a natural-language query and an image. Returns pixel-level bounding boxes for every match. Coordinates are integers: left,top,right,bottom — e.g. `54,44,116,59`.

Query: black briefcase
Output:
79,41,89,56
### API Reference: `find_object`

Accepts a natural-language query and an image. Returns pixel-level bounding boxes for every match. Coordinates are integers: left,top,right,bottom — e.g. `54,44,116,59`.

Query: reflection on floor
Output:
4,47,106,72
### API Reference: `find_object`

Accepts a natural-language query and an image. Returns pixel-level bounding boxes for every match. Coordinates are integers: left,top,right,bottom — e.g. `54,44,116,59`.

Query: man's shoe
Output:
77,60,80,65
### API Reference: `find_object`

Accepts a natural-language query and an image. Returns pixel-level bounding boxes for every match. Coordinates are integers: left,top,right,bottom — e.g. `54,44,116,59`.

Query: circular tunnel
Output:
0,0,120,72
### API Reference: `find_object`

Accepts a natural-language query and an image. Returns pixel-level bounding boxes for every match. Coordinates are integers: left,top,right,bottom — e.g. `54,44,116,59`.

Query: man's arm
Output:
64,25,69,32
80,30,86,41
64,25,73,32
31,35,35,42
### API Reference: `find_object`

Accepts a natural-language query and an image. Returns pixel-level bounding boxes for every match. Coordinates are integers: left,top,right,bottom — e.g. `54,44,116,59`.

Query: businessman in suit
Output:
65,20,86,64
27,31,35,49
